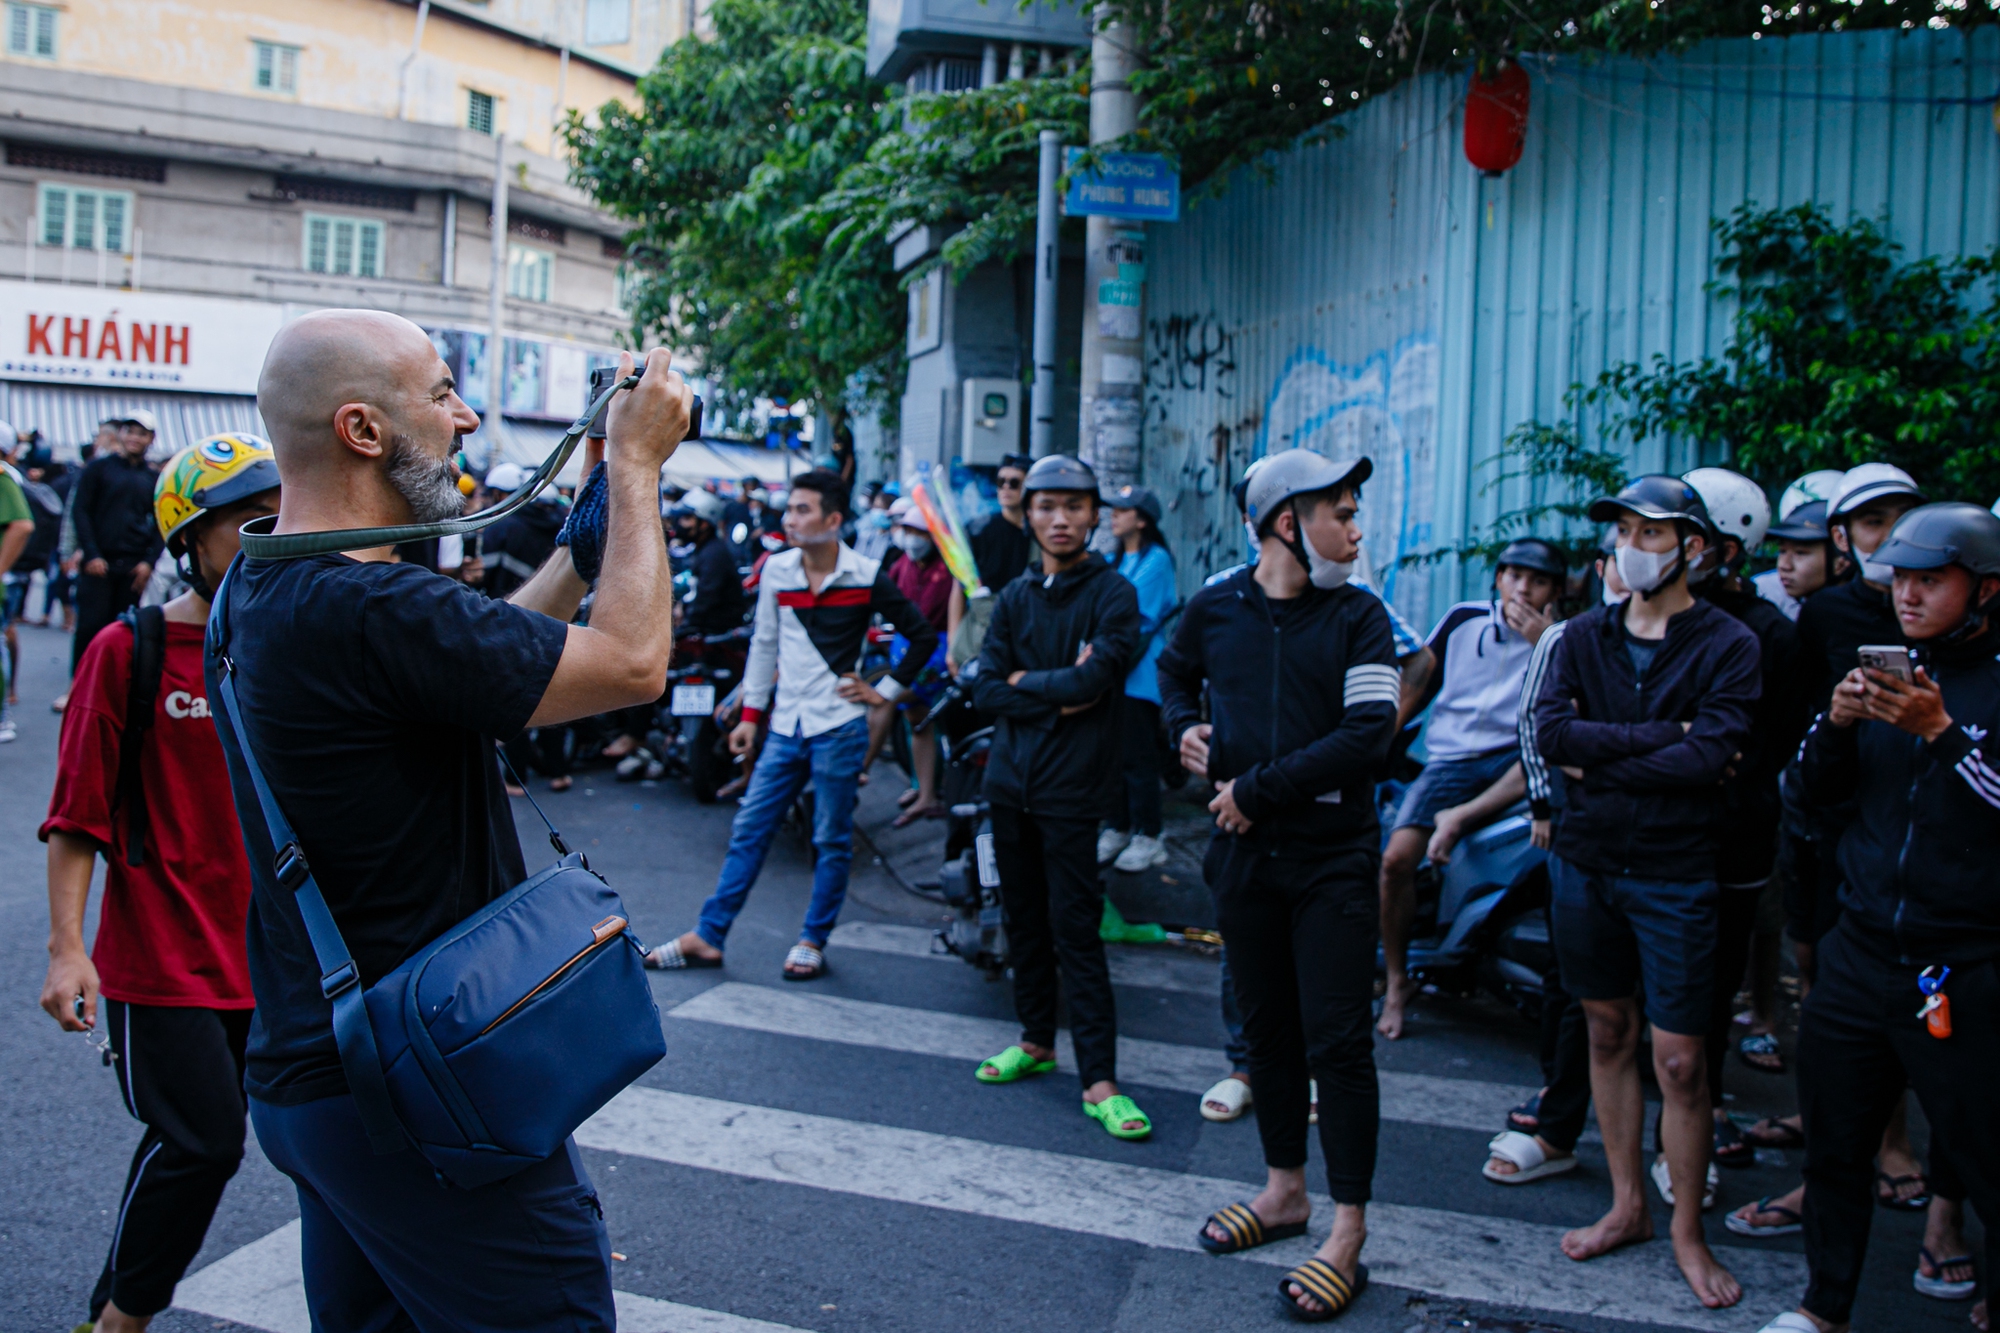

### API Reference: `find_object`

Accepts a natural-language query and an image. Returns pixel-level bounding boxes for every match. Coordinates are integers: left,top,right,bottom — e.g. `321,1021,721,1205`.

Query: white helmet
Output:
1683,467,1770,552
483,462,529,493
1778,469,1846,522
1830,463,1925,519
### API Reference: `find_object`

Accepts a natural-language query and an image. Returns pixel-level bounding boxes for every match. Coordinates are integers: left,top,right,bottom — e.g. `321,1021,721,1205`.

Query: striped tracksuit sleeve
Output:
1518,620,1567,820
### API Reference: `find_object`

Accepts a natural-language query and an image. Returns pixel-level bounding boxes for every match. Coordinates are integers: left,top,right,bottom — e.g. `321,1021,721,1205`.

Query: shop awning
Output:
468,417,811,491
0,382,263,462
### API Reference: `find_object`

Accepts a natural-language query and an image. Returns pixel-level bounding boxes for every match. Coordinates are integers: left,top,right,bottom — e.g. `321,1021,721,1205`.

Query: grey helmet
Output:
1243,449,1371,536
1022,453,1099,496
1874,502,2000,578
673,488,730,527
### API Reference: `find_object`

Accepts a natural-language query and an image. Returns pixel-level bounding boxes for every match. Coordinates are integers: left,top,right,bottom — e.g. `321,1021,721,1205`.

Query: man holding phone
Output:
1769,502,2000,1333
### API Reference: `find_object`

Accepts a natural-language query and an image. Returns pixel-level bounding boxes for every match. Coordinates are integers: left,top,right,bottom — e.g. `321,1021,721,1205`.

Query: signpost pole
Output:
1030,129,1060,458
1077,2,1143,512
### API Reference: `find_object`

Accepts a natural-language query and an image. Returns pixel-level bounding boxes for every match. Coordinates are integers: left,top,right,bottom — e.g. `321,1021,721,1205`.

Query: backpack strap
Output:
205,558,406,1155
114,604,166,869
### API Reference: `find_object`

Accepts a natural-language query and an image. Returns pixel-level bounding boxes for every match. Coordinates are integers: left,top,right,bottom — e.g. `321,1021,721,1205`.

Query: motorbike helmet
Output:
1829,463,1925,520
1243,450,1370,537
1779,469,1846,522
1495,537,1566,580
895,500,931,532
1683,467,1770,556
1587,475,1716,537
484,462,530,494
1768,500,1832,544
673,488,729,527
1874,502,2000,578
154,433,280,558
1021,454,1099,496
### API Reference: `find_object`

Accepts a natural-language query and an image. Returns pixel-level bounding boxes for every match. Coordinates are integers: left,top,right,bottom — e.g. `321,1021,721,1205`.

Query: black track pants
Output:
1210,841,1380,1204
1534,950,1593,1154
991,807,1119,1087
71,568,141,675
1796,924,2000,1325
90,1000,251,1321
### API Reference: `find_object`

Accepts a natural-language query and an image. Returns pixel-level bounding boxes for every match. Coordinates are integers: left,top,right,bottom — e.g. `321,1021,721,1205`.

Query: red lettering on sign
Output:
128,323,156,362
62,317,90,358
27,314,54,355
95,320,123,361
162,325,190,365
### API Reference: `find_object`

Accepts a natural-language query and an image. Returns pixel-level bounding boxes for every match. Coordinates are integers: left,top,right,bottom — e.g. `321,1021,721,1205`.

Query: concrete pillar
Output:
1076,3,1142,499
980,41,998,88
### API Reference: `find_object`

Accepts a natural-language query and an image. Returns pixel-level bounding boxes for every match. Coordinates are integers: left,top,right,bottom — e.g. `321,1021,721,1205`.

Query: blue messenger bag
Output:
207,562,666,1189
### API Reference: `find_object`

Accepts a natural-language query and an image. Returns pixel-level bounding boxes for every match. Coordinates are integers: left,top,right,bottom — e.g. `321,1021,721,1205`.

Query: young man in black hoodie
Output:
1160,449,1400,1322
1769,502,2000,1333
968,455,1144,1138
1533,475,1760,1309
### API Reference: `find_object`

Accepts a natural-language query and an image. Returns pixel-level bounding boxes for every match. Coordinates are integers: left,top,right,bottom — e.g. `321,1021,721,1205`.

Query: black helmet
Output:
1022,454,1099,496
1587,474,1716,540
1874,502,2000,578
1496,537,1566,579
1768,500,1832,544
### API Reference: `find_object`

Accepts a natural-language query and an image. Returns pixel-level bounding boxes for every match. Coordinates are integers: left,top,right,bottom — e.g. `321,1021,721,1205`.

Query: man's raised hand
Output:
605,348,692,473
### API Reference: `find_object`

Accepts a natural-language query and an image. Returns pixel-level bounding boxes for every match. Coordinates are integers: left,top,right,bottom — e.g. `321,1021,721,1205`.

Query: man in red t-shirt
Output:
39,433,279,1333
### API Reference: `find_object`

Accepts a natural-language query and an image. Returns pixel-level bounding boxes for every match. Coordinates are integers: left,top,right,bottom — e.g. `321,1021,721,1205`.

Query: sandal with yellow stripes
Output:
1197,1201,1309,1254
1277,1259,1368,1322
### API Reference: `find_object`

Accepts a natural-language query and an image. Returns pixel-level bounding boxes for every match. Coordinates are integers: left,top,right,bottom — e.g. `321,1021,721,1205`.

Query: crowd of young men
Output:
24,305,1998,1333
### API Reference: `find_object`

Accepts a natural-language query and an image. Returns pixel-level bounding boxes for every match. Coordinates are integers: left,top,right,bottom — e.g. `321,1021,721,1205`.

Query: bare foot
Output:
1376,976,1419,1039
602,733,638,759
1487,1135,1572,1177
1673,1233,1743,1308
505,783,527,797
896,786,920,808
891,801,944,829
1561,1207,1652,1261
549,775,573,792
673,931,723,963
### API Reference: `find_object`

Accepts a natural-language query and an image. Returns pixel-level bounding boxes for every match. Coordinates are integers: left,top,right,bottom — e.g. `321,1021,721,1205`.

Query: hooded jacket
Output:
970,554,1139,815
1533,597,1761,881
1800,633,2000,965
1157,567,1400,854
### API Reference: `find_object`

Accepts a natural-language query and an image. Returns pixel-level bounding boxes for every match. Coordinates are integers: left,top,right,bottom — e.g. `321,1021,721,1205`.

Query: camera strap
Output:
236,374,637,563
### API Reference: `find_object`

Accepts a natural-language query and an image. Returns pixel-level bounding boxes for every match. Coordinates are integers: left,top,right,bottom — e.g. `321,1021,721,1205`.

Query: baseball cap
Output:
119,408,159,434
1107,484,1163,523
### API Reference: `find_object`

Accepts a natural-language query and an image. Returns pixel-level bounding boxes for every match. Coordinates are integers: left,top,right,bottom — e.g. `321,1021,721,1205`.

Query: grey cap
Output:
1244,449,1371,535
1496,537,1566,578
1022,454,1099,495
1768,500,1831,543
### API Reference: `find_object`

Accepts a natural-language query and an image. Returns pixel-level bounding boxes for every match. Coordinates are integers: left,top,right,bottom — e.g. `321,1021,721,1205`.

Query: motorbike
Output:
618,625,750,802
923,669,1009,978
1377,726,1554,1019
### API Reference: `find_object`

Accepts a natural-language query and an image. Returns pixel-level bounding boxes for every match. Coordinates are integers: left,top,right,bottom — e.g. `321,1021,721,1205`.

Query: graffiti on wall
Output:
1254,335,1438,604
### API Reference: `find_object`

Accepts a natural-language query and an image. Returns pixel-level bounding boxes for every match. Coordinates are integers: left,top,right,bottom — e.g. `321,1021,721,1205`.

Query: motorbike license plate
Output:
670,683,716,717
974,832,1000,888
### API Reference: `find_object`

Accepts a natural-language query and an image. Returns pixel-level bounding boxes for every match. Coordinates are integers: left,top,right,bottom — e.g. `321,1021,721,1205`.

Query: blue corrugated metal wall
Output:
1141,27,2000,630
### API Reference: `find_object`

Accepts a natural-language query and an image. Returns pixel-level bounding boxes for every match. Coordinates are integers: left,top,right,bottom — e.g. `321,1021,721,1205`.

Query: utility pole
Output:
1076,3,1143,499
487,132,509,462
1030,129,1060,457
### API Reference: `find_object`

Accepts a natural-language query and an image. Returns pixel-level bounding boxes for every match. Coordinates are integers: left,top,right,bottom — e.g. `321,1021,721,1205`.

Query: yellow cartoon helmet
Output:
154,433,281,556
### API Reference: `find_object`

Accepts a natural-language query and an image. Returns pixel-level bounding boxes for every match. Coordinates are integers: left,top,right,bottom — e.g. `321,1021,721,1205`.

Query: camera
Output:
587,365,702,442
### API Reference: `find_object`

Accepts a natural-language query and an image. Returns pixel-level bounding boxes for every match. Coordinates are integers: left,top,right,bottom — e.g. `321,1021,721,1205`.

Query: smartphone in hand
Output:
1857,645,1914,685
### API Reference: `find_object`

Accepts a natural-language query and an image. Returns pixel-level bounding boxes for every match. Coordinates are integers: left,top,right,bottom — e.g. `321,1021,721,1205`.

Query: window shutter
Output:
40,188,66,247
332,219,355,274
306,216,329,272
100,193,126,253
72,191,96,250
32,2,52,56
7,6,28,56
358,222,380,277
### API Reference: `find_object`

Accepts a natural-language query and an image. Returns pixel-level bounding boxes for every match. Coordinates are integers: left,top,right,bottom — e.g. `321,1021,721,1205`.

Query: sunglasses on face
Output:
996,476,1025,489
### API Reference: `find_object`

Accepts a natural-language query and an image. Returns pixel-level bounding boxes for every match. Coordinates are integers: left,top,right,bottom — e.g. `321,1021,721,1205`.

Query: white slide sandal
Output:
1482,1130,1579,1185
1651,1154,1719,1210
1753,1312,1824,1333
1200,1076,1253,1122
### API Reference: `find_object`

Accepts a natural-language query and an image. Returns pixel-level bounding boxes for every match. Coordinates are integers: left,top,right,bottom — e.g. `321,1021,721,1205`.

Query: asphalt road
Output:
0,618,1978,1333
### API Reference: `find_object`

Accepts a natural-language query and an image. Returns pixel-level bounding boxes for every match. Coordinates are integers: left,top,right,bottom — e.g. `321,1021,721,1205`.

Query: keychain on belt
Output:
1917,965,1952,1039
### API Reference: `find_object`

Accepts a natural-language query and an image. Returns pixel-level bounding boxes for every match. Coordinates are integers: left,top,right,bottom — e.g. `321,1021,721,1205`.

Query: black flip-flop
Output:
1743,1117,1804,1150
1197,1202,1308,1255
1507,1090,1543,1134
1277,1261,1368,1323
1877,1171,1932,1212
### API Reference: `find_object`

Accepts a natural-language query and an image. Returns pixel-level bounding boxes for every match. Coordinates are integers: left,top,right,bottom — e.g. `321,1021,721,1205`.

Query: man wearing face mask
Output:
882,502,953,824
672,488,750,636
1532,475,1760,1310
1159,449,1399,1321
1767,502,2000,1333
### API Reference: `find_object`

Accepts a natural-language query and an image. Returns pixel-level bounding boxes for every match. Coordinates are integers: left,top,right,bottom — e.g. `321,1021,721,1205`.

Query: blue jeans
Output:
696,716,868,950
252,1094,613,1332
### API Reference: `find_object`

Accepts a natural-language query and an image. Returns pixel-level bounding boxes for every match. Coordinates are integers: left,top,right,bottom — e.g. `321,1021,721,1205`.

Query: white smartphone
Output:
1857,645,1914,685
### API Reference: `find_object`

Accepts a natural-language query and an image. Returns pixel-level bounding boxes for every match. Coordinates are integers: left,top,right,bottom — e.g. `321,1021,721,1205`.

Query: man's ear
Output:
1979,574,2000,607
330,402,389,460
1267,506,1295,544
1831,525,1851,554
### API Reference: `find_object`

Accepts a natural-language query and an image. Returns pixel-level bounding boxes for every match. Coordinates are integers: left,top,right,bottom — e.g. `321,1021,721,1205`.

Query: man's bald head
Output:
258,310,444,464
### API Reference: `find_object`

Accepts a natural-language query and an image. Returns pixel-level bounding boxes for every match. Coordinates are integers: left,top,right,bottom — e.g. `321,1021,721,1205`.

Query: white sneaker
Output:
0,713,15,743
1114,833,1168,872
1096,827,1131,864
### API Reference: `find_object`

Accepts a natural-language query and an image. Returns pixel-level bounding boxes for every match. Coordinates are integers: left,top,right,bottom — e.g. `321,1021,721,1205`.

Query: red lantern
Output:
1464,61,1530,177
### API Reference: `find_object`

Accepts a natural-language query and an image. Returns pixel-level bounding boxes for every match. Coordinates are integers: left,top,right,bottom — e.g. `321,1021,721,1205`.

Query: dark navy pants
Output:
252,1093,615,1332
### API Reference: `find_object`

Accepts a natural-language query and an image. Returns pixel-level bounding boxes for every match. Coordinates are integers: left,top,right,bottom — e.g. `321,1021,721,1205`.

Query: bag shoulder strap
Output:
205,560,406,1154
114,605,166,869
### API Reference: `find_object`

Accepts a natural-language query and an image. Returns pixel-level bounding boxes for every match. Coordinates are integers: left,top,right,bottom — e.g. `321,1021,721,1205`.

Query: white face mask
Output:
1860,552,1896,585
1615,540,1685,594
1244,520,1261,564
896,531,934,560
1601,578,1627,605
1299,525,1354,590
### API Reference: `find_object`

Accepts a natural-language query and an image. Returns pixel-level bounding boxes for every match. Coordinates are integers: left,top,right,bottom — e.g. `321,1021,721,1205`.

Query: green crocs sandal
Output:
976,1045,1057,1083
1083,1093,1153,1140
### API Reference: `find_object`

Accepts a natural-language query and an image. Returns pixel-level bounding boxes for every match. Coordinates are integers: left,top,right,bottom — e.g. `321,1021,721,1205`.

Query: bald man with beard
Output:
204,310,688,1331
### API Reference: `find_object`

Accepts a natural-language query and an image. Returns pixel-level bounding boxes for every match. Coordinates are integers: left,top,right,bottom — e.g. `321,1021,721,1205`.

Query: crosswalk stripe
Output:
580,1085,1800,1332
668,981,1544,1135
828,920,1222,996
172,1218,807,1333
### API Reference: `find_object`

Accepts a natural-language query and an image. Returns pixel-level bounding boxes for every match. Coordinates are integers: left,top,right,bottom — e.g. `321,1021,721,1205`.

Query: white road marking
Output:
669,981,1543,1134
579,1086,1800,1333
172,1218,806,1333
828,920,1223,996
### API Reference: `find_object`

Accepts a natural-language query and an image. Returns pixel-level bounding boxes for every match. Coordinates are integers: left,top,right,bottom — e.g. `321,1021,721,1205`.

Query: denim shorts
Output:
1393,747,1520,831
1549,854,1718,1036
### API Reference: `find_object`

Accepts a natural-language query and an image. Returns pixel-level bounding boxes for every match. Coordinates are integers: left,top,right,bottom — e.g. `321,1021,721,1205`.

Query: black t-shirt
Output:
970,511,1032,591
209,554,569,1105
